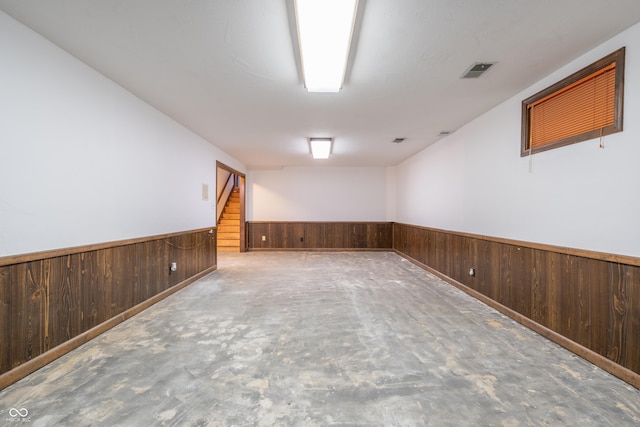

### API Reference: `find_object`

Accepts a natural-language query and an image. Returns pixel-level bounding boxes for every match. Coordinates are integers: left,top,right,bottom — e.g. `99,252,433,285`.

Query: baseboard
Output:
247,248,391,252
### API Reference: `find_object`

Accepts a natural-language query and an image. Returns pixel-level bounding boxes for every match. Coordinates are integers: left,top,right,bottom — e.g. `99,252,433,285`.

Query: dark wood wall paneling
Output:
0,229,217,387
247,222,393,250
393,223,640,387
3,221,638,389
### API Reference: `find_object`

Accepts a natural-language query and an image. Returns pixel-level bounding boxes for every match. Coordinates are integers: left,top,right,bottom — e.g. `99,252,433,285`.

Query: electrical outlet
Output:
261,235,266,241
300,237,304,242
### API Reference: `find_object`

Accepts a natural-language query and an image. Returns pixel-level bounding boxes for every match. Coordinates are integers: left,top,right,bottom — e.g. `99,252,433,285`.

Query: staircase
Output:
217,187,240,252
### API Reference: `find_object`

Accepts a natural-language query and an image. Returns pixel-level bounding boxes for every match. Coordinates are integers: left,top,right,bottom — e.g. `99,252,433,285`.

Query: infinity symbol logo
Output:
8,407,28,417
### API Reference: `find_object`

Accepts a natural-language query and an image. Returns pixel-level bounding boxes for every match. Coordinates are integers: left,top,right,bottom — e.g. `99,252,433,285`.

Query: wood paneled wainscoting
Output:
393,223,640,388
0,228,217,390
247,222,393,251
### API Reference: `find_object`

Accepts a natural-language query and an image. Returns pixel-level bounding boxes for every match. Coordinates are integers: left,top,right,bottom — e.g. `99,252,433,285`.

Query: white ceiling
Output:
2,1,640,169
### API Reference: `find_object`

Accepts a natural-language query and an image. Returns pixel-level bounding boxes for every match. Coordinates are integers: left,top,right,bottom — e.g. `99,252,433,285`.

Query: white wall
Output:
248,167,388,221
385,166,397,222
397,22,640,257
0,12,244,257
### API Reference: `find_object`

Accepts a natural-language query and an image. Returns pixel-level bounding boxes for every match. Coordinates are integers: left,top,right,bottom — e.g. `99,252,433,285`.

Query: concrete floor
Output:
1,252,639,426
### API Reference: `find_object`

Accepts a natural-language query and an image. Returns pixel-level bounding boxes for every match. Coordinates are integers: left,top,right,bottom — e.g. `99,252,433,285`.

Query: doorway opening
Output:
216,161,246,253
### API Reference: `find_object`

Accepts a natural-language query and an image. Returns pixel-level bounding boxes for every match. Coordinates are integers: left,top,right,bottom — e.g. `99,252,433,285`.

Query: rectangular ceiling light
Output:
295,0,358,92
309,138,332,159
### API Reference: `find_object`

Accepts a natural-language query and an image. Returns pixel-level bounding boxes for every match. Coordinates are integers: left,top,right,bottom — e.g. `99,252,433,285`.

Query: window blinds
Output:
528,63,616,149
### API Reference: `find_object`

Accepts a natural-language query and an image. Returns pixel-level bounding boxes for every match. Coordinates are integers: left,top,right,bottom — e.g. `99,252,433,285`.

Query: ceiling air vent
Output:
391,138,406,144
461,62,495,78
437,131,453,137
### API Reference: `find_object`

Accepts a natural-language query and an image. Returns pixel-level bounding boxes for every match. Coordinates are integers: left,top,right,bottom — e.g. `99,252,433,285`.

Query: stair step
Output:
220,217,240,226
218,239,240,246
224,207,240,214
222,213,240,219
217,229,237,236
218,246,240,252
217,224,237,232
218,229,238,235
217,232,240,239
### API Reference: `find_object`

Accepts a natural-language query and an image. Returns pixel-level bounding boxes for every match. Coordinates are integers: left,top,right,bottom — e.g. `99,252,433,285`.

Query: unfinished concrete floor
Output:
1,252,639,426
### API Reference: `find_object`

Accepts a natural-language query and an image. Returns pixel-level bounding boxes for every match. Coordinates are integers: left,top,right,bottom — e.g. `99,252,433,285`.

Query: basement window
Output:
521,47,625,156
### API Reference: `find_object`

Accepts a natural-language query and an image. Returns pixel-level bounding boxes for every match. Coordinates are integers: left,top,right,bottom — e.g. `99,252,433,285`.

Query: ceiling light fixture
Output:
309,138,333,159
294,0,359,92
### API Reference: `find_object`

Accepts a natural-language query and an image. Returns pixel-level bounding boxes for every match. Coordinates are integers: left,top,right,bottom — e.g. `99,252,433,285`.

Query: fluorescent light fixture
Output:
295,0,358,92
309,138,332,159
